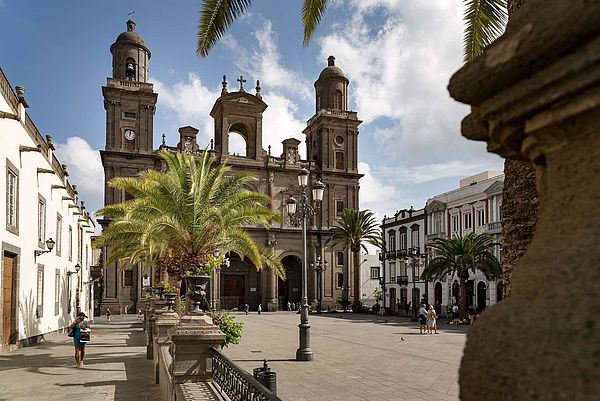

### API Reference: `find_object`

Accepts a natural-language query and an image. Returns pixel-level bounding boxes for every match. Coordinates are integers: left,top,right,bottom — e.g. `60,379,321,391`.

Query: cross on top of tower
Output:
237,75,246,92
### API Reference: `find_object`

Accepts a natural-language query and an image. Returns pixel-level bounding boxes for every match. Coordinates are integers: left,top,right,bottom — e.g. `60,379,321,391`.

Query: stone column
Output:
266,266,278,312
448,1,600,399
169,315,226,383
153,312,180,383
147,300,167,360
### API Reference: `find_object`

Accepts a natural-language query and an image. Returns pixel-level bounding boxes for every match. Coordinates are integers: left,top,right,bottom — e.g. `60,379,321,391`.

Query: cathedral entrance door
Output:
223,275,245,310
278,255,302,309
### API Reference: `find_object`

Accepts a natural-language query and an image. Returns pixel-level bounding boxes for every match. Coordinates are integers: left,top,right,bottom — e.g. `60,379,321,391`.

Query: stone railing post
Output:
448,0,600,400
153,311,180,383
147,300,167,360
169,315,225,383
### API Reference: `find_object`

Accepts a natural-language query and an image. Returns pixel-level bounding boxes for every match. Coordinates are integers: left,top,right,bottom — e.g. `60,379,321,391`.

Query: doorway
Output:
477,282,487,312
278,255,301,309
223,274,245,310
2,253,16,345
435,283,443,307
389,287,397,313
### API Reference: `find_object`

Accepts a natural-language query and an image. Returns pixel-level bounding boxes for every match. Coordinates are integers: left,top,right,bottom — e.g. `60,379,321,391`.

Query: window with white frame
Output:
336,251,344,266
37,265,44,318
54,269,60,315
370,267,379,279
434,212,443,233
6,162,18,233
388,232,396,251
389,263,396,279
68,226,73,261
411,229,419,248
399,261,407,276
451,214,459,233
336,273,344,288
463,212,473,231
38,195,46,246
399,233,407,250
476,208,486,227
56,213,62,256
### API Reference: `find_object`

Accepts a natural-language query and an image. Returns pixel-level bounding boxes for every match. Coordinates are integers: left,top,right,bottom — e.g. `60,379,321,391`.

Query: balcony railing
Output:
396,275,409,285
397,249,408,257
0,68,18,111
211,347,282,401
426,232,446,242
385,251,396,259
486,221,502,233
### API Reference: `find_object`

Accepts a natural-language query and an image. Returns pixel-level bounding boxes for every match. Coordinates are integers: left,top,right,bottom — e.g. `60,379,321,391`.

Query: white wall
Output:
0,83,94,346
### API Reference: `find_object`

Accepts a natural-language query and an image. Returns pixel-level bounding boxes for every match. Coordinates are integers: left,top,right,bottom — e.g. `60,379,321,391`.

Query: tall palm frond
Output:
197,0,254,57
329,209,382,251
463,0,508,61
301,0,330,46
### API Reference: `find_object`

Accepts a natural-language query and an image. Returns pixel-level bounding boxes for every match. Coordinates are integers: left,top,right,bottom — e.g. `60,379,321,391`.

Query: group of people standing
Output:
417,304,438,334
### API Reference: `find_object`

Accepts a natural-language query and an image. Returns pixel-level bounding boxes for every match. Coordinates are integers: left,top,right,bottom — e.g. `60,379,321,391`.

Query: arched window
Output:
125,57,136,81
334,90,343,110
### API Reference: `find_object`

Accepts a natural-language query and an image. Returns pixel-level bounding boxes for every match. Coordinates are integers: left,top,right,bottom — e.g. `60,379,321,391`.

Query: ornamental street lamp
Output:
310,256,328,313
34,238,56,257
402,247,427,321
285,167,324,362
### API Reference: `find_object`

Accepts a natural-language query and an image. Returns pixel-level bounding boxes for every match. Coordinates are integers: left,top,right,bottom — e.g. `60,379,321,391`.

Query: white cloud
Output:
54,136,103,215
261,92,306,157
319,0,485,166
222,20,312,100
358,161,404,218
370,160,495,184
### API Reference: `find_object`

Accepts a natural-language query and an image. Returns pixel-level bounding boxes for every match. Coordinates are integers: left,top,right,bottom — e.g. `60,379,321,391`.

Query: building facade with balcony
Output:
0,68,95,352
359,252,382,309
381,208,426,316
424,171,504,315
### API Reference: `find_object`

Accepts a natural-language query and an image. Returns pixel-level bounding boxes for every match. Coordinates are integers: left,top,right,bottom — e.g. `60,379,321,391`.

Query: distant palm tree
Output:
95,150,284,279
421,233,500,319
329,209,382,311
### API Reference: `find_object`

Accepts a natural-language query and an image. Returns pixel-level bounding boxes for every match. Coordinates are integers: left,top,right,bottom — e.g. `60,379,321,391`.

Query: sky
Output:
0,0,503,223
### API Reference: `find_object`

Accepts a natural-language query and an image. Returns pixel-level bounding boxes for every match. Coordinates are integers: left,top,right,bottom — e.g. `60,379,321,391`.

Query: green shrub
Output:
208,309,243,349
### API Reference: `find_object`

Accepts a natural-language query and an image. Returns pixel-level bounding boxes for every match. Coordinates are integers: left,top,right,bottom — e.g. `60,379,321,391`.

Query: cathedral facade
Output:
99,21,362,313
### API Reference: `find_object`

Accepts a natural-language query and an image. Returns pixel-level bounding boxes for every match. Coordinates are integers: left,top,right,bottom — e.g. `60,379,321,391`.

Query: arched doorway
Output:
452,281,460,305
389,288,397,313
228,131,247,156
466,280,475,308
278,255,301,309
434,282,443,307
497,281,503,303
477,281,487,312
221,252,258,310
228,122,254,158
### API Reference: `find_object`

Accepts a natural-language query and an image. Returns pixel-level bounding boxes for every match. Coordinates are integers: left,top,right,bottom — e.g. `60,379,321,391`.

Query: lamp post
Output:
310,256,327,313
285,167,324,362
34,238,56,257
74,263,81,312
402,247,426,321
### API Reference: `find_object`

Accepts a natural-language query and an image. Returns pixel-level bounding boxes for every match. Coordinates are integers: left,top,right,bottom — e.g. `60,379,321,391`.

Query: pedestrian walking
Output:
257,304,262,315
418,304,428,334
123,304,129,316
106,308,112,322
427,305,438,334
69,312,90,367
137,308,143,321
287,301,291,311
452,304,459,320
244,303,249,315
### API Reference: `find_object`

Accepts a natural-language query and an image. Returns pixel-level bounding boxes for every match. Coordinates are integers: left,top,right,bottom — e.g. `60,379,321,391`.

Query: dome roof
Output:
318,56,346,80
112,20,146,49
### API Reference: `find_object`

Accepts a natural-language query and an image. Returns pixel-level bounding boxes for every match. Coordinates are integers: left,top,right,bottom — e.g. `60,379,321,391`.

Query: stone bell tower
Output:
99,20,158,315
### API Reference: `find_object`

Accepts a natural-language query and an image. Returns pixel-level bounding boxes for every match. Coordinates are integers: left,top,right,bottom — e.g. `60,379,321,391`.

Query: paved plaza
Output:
223,312,469,401
0,313,468,401
0,319,159,401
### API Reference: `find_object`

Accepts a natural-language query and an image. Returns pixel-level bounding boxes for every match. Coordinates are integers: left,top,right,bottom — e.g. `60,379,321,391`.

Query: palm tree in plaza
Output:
329,209,382,311
195,0,536,301
95,150,284,282
421,233,500,319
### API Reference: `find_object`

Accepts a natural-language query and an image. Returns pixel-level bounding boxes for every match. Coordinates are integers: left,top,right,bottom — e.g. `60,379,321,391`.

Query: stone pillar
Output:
448,1,600,399
169,315,226,383
147,300,167,360
266,266,278,312
153,312,180,383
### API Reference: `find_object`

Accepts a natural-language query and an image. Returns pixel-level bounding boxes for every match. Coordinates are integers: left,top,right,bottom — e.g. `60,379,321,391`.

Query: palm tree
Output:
329,209,382,311
95,150,284,281
421,233,500,319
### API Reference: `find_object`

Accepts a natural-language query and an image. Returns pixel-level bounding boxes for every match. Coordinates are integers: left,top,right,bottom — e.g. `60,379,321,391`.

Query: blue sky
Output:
0,0,503,220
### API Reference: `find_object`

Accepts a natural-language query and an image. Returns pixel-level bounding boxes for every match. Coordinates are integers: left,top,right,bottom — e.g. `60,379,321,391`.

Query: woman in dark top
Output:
70,312,90,367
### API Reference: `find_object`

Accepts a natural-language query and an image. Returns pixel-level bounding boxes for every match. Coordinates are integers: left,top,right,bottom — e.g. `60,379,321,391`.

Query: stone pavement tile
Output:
222,312,467,401
0,319,159,401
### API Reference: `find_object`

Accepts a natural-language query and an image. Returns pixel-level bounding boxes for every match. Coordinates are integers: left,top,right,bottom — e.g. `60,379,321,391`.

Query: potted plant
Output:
182,255,224,314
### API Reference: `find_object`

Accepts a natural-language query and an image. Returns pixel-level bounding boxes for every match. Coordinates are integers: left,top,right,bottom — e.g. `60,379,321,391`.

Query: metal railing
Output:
211,347,282,401
396,275,409,285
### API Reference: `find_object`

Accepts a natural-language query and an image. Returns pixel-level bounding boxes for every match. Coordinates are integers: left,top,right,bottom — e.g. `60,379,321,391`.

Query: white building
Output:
381,207,427,317
0,68,95,351
424,171,504,315
359,252,381,309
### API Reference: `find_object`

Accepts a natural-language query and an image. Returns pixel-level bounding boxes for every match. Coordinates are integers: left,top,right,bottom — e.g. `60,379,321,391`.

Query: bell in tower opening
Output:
125,58,136,81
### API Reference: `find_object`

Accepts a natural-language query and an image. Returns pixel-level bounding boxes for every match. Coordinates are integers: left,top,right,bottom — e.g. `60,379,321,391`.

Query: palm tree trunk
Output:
500,0,537,299
352,249,361,311
459,276,468,319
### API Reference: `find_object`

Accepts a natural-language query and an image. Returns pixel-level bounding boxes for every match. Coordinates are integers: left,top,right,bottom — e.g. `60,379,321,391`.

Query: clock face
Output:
124,129,135,141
